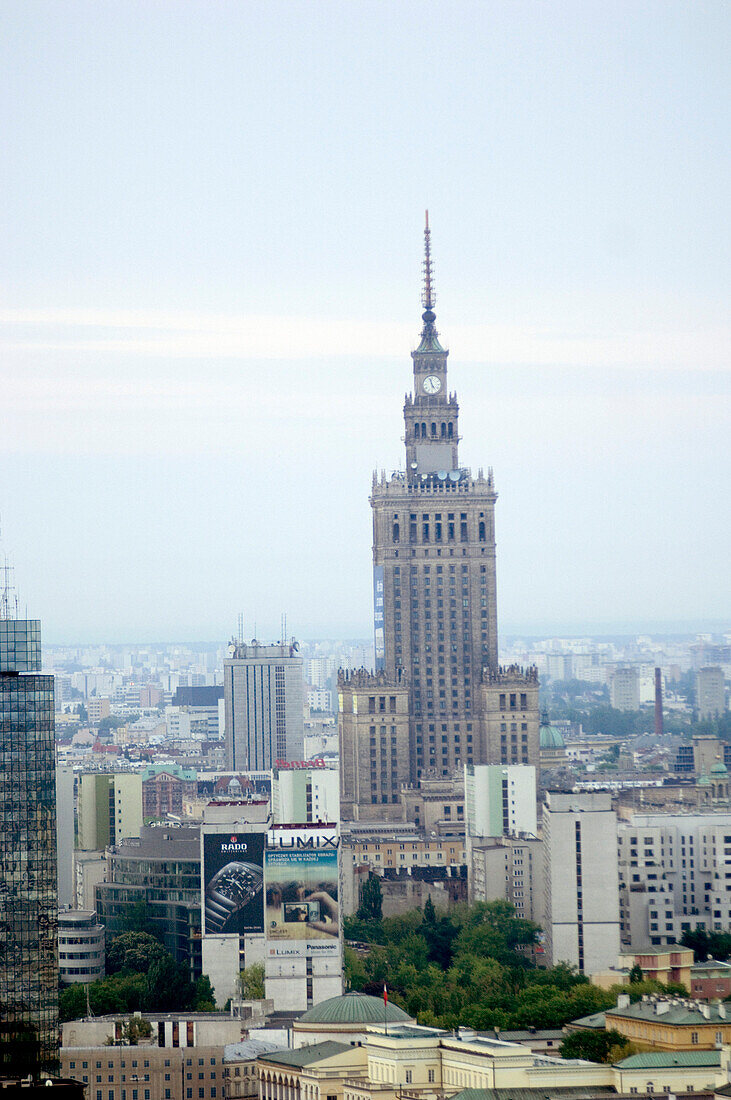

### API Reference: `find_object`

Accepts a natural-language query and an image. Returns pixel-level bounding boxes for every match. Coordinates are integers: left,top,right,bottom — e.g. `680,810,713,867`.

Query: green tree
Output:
239,964,265,999
629,964,644,983
560,1029,630,1063
194,975,216,1011
107,932,167,974
144,954,194,1012
118,900,161,939
357,874,383,922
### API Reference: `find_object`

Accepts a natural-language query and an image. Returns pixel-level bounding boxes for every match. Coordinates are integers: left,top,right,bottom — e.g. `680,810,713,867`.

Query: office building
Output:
0,616,58,1076
696,666,726,720
77,771,143,849
469,834,545,926
57,909,105,984
142,763,197,820
610,667,640,711
224,641,304,770
366,216,539,784
542,790,620,974
56,763,75,907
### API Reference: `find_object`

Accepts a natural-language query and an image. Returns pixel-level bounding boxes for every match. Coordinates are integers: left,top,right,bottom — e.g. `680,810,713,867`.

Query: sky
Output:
1,1,729,644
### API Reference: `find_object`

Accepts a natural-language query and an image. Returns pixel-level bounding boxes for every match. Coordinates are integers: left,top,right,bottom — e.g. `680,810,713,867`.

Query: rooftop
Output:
608,997,731,1026
257,1042,350,1068
614,1051,722,1069
296,991,412,1026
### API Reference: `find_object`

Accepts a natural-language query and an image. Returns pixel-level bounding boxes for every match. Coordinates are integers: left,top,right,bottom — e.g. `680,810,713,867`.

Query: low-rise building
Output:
572,993,731,1051
58,908,105,984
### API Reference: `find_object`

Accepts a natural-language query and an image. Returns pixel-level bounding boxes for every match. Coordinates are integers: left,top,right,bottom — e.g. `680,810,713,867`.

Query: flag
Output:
383,983,388,1007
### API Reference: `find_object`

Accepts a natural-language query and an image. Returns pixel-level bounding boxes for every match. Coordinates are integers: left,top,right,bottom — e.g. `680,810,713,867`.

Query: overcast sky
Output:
1,1,729,644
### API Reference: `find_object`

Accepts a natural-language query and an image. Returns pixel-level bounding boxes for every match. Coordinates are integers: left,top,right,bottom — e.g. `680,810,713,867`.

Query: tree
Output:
357,874,383,922
629,964,644,983
194,975,216,1011
119,900,161,940
560,1029,630,1063
144,954,194,1012
239,964,265,1000
107,932,167,974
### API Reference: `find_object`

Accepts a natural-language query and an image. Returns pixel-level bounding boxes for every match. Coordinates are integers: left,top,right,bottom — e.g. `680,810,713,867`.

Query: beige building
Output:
481,666,540,770
577,993,731,1052
468,835,544,929
697,667,726,720
256,1016,731,1100
610,667,640,711
338,669,410,822
77,771,143,849
340,829,466,916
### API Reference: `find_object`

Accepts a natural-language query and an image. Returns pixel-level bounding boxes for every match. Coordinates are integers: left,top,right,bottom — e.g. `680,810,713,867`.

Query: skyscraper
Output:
354,215,538,794
224,640,304,770
0,615,58,1076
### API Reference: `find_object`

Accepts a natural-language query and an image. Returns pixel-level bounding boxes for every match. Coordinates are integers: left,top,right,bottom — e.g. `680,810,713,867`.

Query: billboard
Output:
373,565,385,670
265,831,339,957
202,831,265,935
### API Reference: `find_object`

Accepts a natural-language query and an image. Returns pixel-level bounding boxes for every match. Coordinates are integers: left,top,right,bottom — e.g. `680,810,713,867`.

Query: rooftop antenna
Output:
0,519,19,621
237,612,244,646
281,612,287,645
422,209,435,312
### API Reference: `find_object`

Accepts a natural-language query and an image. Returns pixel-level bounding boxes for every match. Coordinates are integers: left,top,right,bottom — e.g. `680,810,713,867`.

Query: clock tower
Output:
403,212,460,481
339,214,540,822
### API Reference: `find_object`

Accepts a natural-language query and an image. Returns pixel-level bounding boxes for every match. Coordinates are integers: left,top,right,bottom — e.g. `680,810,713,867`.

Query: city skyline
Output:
1,2,728,643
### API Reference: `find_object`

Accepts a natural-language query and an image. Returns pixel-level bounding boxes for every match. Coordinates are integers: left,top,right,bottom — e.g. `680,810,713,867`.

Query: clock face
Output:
423,375,442,395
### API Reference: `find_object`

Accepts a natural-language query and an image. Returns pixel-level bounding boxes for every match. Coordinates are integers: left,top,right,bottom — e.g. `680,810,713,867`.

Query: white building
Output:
469,835,545,927
618,810,731,949
611,667,640,711
697,666,727,720
543,790,620,974
464,764,537,838
272,763,340,825
58,909,105,983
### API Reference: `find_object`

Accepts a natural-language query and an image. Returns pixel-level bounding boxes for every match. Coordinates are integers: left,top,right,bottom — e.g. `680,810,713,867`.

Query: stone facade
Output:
337,668,410,821
481,664,540,768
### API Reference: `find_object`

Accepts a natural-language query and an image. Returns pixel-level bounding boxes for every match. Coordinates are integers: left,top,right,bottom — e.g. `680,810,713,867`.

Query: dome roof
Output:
539,710,565,750
698,774,712,786
711,761,728,775
296,991,411,1026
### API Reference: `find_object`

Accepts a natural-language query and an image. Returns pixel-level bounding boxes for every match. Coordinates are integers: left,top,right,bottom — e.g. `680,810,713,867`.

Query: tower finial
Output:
422,209,435,313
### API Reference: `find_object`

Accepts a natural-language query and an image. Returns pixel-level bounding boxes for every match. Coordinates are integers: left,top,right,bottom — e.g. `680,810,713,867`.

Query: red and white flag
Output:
383,983,388,1006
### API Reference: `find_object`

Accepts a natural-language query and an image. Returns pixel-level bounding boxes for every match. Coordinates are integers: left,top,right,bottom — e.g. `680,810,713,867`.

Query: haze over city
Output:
1,1,728,642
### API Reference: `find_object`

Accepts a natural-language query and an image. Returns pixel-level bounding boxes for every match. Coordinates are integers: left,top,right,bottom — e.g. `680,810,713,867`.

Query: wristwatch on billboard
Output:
204,861,264,933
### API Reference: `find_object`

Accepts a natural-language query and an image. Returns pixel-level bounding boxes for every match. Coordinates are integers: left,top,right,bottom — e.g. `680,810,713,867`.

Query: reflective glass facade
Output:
0,620,58,1076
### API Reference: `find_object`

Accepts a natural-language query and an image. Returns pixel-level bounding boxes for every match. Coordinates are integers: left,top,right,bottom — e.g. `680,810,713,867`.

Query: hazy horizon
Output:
2,2,729,642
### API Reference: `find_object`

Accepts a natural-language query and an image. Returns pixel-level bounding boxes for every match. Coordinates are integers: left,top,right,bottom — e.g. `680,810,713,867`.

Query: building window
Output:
405,1072,413,1085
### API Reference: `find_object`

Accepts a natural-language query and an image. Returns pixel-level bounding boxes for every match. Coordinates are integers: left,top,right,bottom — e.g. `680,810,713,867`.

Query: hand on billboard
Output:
303,890,339,935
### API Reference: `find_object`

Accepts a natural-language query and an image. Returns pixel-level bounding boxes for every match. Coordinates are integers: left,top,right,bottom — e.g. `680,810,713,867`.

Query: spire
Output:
415,210,446,354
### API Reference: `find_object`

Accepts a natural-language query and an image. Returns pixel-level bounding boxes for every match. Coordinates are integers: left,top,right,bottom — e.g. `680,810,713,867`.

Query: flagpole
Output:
384,982,388,1036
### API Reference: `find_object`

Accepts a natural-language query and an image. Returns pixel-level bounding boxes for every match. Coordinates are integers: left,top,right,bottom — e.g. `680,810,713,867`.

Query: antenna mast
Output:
0,519,19,621
422,209,435,311
237,612,244,646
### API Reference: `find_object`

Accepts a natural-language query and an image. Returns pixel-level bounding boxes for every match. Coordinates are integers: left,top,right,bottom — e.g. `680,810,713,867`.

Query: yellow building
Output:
574,993,731,1051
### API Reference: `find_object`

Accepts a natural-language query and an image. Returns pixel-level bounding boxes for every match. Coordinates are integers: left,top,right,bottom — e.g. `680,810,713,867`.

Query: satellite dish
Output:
410,461,418,469
421,473,428,479
448,471,460,482
437,470,447,480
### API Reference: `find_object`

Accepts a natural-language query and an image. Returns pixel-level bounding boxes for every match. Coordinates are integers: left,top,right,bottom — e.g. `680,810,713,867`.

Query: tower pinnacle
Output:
422,209,435,316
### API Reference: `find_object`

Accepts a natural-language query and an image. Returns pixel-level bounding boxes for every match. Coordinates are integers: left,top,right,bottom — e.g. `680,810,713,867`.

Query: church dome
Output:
711,760,728,776
539,710,565,750
698,774,712,787
296,991,411,1026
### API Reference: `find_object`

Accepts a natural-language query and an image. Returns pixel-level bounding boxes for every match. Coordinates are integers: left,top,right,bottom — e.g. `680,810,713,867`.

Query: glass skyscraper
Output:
0,618,58,1077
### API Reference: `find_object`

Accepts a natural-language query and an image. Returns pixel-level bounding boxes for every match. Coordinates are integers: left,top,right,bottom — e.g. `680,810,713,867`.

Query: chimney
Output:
701,1004,711,1020
617,994,631,1010
655,668,664,737
656,1001,671,1015
719,1004,726,1020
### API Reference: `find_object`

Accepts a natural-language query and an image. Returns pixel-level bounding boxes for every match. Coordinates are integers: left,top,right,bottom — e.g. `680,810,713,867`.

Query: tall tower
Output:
0,565,58,1076
370,215,501,779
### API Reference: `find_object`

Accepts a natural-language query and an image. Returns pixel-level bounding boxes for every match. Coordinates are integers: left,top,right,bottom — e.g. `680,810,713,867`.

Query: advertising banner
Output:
265,838,339,957
373,565,385,670
202,831,265,935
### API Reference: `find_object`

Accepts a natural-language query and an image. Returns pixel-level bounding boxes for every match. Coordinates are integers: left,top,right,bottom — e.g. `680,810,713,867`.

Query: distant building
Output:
464,763,537,838
224,641,304,770
611,667,640,711
141,762,197,819
543,790,620,974
87,697,111,724
697,666,726,720
469,834,545,927
57,909,105,984
272,761,339,825
0,617,59,1075
77,771,142,849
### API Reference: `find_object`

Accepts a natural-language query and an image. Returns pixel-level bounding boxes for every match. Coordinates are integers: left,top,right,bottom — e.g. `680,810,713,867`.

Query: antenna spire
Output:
422,209,435,313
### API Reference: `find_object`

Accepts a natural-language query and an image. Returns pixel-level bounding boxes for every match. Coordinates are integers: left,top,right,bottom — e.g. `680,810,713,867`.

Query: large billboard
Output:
265,829,340,958
202,831,265,935
373,565,385,670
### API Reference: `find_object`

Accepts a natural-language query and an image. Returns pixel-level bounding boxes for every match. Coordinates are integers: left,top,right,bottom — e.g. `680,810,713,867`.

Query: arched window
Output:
448,422,454,438
440,422,446,437
479,521,486,542
431,422,437,436
393,522,400,544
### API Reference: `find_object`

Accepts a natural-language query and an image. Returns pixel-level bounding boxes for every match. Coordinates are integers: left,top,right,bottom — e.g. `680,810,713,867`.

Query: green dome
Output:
297,991,411,1026
698,774,712,786
539,710,565,750
711,761,728,776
